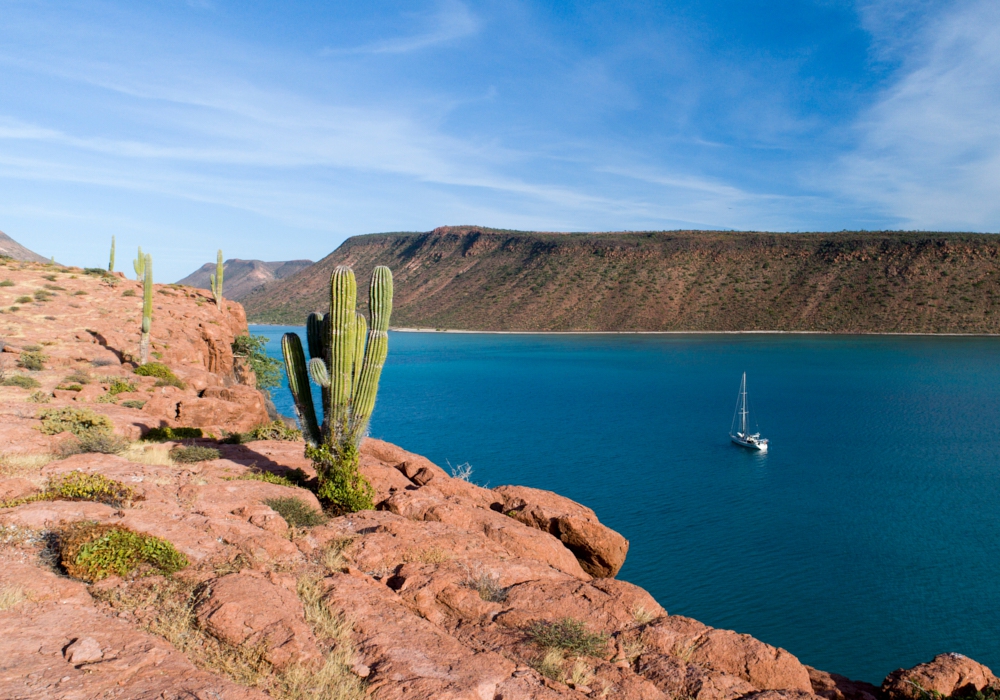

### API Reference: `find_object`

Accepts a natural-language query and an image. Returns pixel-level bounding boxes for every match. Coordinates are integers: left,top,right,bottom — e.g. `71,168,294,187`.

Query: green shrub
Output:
73,290,88,296
143,426,203,442
307,443,374,514
265,497,326,527
2,375,40,389
238,468,307,488
38,407,114,437
68,431,130,455
1,471,136,508
17,351,46,371
64,370,91,385
42,274,57,281
15,296,31,304
106,378,137,395
122,289,136,297
28,391,50,403
231,335,281,391
525,618,609,657
23,344,41,351
33,289,53,301
224,420,302,444
134,362,185,389
59,522,187,582
83,267,110,277
57,384,83,392
169,445,220,463
0,279,13,287
121,400,145,410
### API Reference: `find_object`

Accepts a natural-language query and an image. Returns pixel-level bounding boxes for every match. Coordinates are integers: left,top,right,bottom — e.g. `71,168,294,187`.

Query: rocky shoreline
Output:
0,259,995,699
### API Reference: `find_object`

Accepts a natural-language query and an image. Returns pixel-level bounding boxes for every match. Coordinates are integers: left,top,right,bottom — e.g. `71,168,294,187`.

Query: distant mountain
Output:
176,258,313,301
242,225,1000,333
0,229,48,263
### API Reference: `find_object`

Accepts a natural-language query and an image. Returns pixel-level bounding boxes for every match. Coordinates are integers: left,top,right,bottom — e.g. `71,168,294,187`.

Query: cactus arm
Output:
308,357,331,387
349,266,393,445
352,312,367,394
109,236,115,272
281,333,321,445
328,266,357,441
133,246,144,281
139,254,153,364
306,312,325,360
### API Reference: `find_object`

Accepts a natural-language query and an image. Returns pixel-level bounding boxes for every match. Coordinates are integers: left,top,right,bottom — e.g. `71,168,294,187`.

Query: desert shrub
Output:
121,399,146,409
239,468,307,488
1,470,136,508
42,274,57,281
3,375,40,389
33,289,53,301
73,290,87,296
265,497,327,527
59,522,187,582
0,279,13,287
526,618,609,657
83,267,110,277
28,391,50,403
17,350,46,371
91,357,117,367
225,420,302,444
68,431,131,455
134,362,185,388
43,283,65,291
143,426,203,442
64,370,91,385
307,444,374,514
122,288,136,297
169,445,220,463
464,569,508,603
23,344,41,351
15,296,31,304
106,378,136,395
57,384,83,392
38,406,114,436
231,335,281,391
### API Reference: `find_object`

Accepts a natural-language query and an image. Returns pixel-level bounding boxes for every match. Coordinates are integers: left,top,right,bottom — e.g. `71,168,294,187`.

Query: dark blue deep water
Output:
252,326,1000,684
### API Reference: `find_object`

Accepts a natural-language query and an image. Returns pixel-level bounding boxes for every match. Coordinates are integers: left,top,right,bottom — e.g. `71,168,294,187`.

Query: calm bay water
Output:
252,326,1000,683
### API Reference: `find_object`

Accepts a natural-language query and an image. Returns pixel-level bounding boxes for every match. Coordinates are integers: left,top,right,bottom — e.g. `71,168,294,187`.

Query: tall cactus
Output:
210,250,224,309
281,265,393,511
108,236,115,272
139,254,153,364
133,246,145,281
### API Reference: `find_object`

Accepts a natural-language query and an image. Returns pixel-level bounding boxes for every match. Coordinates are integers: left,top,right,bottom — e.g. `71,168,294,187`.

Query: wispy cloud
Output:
834,0,1000,229
323,0,478,56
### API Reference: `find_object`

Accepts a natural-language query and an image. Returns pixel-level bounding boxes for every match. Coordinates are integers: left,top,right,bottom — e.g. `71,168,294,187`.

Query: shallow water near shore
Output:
252,326,1000,684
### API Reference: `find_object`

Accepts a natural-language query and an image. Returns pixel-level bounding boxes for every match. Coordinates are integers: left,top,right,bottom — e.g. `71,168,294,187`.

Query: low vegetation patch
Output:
265,497,326,527
526,618,609,657
15,295,32,304
59,522,187,582
231,334,282,392
0,279,13,287
0,470,137,508
134,362,185,388
143,426,203,441
64,370,91,385
169,445,220,463
28,391,50,403
122,288,136,297
238,468,307,488
17,350,46,371
121,399,146,409
105,377,137,395
463,568,508,603
2,375,40,389
224,420,302,444
38,406,114,436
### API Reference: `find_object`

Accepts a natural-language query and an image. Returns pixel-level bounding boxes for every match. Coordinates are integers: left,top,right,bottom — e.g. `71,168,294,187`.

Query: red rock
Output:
882,653,999,700
808,666,880,700
196,571,322,670
494,484,629,577
0,477,39,502
64,636,104,665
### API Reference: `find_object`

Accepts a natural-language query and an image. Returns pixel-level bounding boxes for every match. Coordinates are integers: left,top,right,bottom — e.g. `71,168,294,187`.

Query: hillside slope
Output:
177,258,312,301
0,229,48,263
243,226,1000,333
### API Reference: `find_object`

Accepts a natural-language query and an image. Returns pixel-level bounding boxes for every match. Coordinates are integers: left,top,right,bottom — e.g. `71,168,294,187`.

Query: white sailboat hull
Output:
730,433,768,451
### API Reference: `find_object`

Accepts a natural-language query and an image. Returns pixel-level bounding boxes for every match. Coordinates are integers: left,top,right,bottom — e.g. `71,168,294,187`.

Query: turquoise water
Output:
252,327,1000,684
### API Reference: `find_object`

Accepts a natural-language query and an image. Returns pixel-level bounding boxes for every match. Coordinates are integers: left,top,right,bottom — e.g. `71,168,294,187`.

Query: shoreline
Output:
248,323,1000,338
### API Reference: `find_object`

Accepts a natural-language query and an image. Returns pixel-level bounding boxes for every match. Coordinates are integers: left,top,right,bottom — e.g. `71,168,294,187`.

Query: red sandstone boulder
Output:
195,571,322,670
808,667,880,700
493,484,629,577
882,654,999,700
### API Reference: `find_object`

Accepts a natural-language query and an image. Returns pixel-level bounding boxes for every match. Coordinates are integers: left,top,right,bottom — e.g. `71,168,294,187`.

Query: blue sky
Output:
1,0,999,280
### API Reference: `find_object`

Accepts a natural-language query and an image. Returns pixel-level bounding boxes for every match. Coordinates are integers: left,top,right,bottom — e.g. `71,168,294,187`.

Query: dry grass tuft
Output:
569,659,595,688
632,605,657,624
0,452,54,477
0,584,29,611
462,565,508,603
321,538,355,573
533,648,565,681
121,442,175,466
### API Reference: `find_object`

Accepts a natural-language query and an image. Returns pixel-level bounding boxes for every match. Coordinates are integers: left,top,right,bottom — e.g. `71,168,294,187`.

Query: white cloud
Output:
323,0,478,56
834,0,1000,230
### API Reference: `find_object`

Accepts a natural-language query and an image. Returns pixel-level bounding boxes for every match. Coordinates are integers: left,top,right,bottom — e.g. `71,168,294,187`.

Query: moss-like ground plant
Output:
0,470,137,508
2,375,40,389
17,350,46,371
143,426,203,441
134,361,185,388
265,497,327,527
169,445,220,463
238,468,307,488
59,522,187,582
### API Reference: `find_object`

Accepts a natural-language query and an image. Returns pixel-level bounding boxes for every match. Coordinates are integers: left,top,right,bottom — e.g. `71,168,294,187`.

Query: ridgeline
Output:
242,226,1000,333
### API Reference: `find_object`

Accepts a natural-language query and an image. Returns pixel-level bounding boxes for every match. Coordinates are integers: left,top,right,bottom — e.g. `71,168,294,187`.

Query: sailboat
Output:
730,372,768,451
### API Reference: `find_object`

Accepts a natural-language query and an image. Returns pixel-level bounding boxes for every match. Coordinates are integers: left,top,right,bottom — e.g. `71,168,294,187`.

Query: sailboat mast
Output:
740,372,748,434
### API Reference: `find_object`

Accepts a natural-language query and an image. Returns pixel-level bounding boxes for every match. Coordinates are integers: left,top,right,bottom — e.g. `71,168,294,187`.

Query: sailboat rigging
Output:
730,372,768,451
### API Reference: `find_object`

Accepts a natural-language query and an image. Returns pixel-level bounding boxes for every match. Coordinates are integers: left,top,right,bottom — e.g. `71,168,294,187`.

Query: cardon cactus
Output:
139,254,153,364
210,250,224,309
281,265,393,511
108,236,115,272
133,246,145,281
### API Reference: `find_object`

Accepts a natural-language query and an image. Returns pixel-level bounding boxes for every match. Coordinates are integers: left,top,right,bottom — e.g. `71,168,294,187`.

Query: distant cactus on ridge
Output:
108,236,115,272
210,250,224,309
133,246,145,281
139,254,153,364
